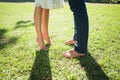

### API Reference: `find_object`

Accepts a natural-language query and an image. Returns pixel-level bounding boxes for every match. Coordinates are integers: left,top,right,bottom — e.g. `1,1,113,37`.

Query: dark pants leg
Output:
68,0,89,53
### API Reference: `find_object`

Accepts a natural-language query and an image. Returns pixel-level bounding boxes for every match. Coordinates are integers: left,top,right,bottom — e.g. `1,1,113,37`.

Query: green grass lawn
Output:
0,2,120,80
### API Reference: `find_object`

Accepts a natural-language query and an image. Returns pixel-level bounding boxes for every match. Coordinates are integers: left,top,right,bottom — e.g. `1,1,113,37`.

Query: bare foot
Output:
36,38,48,51
62,50,85,58
40,46,48,51
43,36,52,45
64,40,76,45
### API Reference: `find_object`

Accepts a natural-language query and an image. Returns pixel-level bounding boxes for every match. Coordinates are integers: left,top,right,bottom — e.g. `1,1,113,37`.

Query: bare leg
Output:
42,9,52,44
34,6,48,50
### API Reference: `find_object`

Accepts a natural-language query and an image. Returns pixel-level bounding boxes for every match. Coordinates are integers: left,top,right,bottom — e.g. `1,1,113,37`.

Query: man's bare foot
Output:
64,40,77,45
62,50,85,58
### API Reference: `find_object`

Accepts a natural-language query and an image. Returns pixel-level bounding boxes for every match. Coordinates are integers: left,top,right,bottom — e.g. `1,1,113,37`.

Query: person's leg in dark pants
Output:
62,0,89,58
73,6,89,53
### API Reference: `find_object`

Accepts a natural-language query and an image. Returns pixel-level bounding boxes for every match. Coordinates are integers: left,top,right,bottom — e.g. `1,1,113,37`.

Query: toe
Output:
62,51,71,58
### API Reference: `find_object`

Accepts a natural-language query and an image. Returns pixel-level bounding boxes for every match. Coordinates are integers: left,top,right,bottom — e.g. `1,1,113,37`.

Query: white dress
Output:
35,0,64,9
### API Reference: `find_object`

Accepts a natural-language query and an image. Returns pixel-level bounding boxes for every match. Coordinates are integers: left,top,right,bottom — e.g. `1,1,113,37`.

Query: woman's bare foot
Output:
43,36,52,45
40,46,48,51
64,40,76,45
36,37,48,51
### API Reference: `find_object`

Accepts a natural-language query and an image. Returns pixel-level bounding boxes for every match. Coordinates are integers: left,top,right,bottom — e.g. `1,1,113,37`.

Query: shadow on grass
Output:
14,20,34,29
29,44,52,80
0,29,18,49
0,29,7,37
77,52,110,80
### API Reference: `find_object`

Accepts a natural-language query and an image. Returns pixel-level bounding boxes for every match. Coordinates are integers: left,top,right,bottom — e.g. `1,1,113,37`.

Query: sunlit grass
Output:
0,2,120,80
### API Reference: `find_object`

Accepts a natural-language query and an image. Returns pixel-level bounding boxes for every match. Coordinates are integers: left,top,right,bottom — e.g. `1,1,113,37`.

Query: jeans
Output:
68,0,89,53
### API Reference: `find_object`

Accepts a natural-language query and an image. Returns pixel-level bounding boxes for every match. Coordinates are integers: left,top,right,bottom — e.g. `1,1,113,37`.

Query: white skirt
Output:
35,0,64,9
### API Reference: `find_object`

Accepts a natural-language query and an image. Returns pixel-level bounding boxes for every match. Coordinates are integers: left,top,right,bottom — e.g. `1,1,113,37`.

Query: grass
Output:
0,2,120,80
